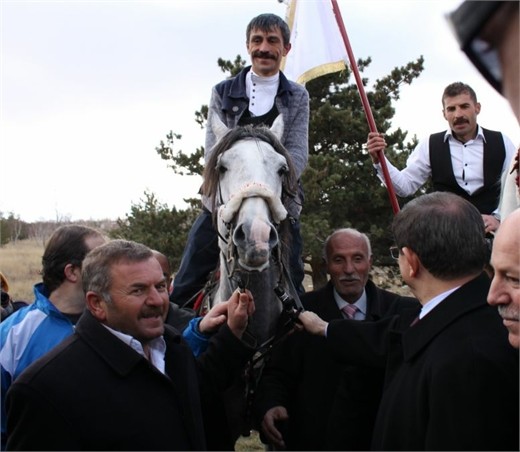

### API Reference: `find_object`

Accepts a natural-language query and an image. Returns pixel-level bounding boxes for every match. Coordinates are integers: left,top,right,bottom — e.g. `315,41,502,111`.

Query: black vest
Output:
238,104,279,128
429,128,505,214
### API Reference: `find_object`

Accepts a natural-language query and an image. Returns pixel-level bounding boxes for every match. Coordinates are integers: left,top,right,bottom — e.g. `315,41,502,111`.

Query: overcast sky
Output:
1,0,518,223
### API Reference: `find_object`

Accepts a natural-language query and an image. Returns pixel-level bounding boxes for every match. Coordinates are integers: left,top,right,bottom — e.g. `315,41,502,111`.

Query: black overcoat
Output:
327,273,520,451
6,310,253,451
253,280,418,450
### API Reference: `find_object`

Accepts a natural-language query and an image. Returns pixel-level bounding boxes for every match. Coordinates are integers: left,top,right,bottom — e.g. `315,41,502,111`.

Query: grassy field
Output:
0,238,44,302
1,238,410,303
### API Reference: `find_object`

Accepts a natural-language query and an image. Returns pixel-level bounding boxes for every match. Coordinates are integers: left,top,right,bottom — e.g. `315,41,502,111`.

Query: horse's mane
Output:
202,124,298,217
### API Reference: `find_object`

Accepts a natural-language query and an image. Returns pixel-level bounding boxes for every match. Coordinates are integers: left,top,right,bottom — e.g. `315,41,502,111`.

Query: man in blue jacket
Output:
0,224,106,449
171,13,309,307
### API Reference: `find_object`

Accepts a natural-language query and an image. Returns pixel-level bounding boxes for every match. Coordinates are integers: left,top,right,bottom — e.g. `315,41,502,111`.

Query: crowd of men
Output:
1,3,519,450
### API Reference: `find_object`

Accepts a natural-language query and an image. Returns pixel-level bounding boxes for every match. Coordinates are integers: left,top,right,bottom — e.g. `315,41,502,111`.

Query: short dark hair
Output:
82,239,153,302
442,82,478,106
42,225,103,293
392,192,488,280
246,13,291,46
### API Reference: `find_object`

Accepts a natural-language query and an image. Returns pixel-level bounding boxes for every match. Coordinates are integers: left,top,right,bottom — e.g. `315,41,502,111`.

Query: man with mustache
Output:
446,1,520,353
5,240,256,451
297,192,519,450
488,208,520,349
366,82,516,235
170,13,309,307
253,228,418,450
448,1,520,220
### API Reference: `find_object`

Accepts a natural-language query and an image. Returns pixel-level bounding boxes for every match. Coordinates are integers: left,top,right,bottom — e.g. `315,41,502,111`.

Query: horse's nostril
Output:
234,225,246,244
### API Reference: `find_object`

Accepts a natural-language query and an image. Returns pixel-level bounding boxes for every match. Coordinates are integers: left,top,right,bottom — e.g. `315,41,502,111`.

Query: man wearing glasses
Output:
449,1,520,354
448,0,519,219
297,192,519,451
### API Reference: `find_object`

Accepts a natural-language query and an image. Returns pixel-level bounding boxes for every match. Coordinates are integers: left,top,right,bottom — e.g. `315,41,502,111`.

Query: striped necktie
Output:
342,304,358,320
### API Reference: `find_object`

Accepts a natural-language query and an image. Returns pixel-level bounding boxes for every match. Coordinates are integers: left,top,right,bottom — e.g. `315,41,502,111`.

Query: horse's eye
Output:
218,165,227,174
278,164,288,176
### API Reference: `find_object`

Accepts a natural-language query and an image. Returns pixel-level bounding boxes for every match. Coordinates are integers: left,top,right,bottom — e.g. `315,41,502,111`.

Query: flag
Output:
281,0,347,85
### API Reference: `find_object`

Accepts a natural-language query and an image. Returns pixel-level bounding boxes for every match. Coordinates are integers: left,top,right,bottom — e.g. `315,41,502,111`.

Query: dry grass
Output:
235,430,264,451
0,238,44,302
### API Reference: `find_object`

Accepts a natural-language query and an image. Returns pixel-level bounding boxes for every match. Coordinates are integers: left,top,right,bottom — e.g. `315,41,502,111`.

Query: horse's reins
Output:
237,253,304,437
209,147,304,435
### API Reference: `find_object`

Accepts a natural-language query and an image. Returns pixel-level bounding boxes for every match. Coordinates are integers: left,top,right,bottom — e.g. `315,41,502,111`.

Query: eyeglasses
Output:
447,1,505,93
389,246,401,260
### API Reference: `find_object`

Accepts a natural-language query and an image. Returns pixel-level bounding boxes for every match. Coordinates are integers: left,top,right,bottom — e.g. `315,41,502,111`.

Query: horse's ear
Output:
210,112,229,141
270,114,284,140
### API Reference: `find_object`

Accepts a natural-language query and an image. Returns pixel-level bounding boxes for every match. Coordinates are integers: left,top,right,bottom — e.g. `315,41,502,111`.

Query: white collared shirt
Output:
419,286,460,320
102,324,167,375
245,69,279,117
334,288,367,321
374,125,516,215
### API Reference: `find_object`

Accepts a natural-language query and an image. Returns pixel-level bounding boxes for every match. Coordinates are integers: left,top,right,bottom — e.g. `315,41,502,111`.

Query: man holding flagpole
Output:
366,82,516,234
170,13,310,307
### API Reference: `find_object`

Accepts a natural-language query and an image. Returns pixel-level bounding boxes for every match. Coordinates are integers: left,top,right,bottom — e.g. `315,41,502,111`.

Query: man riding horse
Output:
170,12,310,309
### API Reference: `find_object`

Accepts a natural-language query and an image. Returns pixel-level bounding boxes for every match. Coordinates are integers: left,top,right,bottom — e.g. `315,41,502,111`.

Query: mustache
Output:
498,305,520,321
453,118,469,125
139,307,164,319
339,277,361,283
253,51,276,60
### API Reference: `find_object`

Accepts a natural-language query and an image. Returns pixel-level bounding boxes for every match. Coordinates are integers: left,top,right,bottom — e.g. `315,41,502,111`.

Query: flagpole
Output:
330,0,400,214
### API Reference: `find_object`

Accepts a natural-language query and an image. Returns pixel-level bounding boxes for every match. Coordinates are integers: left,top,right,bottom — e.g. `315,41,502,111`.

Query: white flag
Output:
281,0,347,85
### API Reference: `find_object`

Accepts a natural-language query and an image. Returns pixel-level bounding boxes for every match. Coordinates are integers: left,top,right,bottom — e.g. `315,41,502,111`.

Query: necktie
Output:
410,315,420,327
342,304,358,320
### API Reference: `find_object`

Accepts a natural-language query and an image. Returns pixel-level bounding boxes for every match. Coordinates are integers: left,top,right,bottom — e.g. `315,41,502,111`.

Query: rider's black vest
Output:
238,104,279,128
429,128,505,214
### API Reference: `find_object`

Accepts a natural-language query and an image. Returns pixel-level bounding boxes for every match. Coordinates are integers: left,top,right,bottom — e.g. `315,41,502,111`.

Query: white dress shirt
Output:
374,125,517,215
102,324,167,375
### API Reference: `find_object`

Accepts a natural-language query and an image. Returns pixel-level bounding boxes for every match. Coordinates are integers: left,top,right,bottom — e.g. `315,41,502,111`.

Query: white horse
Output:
201,114,301,441
203,114,300,345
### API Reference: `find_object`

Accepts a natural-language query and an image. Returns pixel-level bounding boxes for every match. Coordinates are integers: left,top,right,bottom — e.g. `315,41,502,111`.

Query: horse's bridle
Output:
215,181,288,290
210,168,305,438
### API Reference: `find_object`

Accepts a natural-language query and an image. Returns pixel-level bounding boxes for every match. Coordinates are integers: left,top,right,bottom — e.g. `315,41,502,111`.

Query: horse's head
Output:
203,114,297,274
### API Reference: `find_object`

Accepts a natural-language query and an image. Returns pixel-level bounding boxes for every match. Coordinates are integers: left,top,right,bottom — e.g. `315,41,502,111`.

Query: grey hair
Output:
323,228,372,262
82,239,153,303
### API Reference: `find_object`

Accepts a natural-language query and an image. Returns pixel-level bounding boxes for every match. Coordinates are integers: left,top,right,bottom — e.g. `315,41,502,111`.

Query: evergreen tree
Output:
302,56,425,286
110,191,199,271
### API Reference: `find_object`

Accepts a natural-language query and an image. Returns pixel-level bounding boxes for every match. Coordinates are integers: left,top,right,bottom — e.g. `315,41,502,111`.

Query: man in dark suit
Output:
253,228,418,450
488,208,520,349
5,239,255,451
299,192,519,451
